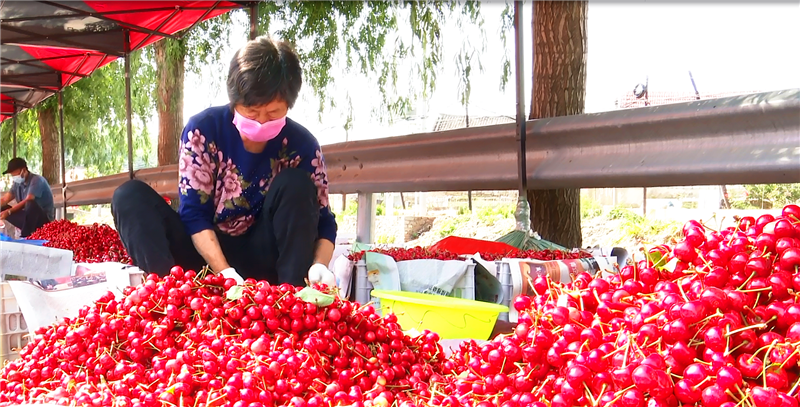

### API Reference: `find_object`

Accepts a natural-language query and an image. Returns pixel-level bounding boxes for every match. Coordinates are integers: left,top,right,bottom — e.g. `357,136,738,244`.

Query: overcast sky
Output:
177,1,800,146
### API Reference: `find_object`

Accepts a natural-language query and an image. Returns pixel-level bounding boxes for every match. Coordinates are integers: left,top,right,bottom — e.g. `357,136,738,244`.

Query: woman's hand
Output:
308,263,337,288
220,267,245,285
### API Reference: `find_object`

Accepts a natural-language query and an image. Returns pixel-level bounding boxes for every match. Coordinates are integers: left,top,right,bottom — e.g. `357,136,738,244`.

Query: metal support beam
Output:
124,31,134,179
514,0,527,194
323,89,800,192
58,91,67,217
48,90,800,207
643,187,647,217
12,105,17,158
249,3,258,40
356,192,375,244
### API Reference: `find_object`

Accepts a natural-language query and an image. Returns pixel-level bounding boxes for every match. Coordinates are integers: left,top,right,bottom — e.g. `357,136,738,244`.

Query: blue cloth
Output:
177,105,337,243
12,173,55,221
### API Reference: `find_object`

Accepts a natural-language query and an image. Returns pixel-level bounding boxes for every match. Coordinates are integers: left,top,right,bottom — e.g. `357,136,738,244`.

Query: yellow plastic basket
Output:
371,290,509,340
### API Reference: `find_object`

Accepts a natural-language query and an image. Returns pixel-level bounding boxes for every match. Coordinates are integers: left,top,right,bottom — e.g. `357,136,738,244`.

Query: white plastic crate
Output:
0,282,30,365
354,259,476,308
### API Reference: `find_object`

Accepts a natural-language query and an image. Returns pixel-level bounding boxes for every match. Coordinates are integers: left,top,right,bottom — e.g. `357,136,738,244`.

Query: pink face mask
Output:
232,111,287,142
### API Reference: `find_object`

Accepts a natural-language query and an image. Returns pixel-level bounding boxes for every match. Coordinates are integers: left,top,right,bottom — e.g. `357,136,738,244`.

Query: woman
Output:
112,36,337,287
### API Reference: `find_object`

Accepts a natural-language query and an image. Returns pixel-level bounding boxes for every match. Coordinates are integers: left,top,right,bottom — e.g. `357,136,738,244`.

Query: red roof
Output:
616,90,763,109
1,1,246,122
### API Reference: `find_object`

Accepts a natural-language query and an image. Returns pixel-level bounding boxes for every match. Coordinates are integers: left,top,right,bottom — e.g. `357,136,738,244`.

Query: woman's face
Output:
234,98,288,124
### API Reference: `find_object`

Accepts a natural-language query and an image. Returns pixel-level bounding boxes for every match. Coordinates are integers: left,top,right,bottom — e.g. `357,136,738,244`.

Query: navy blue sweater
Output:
177,105,337,243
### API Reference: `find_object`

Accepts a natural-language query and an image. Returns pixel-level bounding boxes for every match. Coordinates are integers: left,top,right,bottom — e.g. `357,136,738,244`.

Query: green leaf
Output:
224,200,235,210
198,191,209,205
295,287,335,307
645,249,668,269
233,196,249,208
226,285,244,300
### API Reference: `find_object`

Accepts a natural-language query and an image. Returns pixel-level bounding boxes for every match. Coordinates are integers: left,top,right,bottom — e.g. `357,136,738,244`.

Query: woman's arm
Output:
191,229,231,272
314,238,335,267
302,142,338,266
178,123,231,273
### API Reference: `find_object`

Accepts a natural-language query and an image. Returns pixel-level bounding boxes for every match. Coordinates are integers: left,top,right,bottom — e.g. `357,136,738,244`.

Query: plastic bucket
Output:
371,290,508,340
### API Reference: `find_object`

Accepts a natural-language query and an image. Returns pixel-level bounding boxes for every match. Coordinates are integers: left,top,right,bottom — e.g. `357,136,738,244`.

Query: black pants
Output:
111,168,319,286
1,201,51,238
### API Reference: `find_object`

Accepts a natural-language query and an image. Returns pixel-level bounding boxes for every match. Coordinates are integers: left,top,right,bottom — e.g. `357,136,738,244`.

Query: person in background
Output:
0,157,55,237
111,36,337,288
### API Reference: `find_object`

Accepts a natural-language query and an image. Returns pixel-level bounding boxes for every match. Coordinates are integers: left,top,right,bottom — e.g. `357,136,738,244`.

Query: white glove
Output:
220,267,244,285
308,263,337,288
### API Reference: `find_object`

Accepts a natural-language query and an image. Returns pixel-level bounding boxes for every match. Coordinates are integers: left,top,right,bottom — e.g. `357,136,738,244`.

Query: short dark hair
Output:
227,36,303,109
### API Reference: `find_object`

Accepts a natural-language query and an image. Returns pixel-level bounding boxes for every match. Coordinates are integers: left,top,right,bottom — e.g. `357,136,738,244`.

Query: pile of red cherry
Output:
0,269,444,407
3,204,799,407
347,246,589,263
432,204,800,407
27,219,130,264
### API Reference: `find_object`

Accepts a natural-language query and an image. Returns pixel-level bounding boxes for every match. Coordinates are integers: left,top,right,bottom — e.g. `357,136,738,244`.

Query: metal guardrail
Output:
51,89,800,207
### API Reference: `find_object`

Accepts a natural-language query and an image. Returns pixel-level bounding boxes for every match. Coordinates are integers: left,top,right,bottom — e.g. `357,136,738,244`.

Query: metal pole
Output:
124,31,134,179
514,0,527,194
12,103,17,158
356,192,375,244
643,187,647,217
58,92,67,217
249,2,258,40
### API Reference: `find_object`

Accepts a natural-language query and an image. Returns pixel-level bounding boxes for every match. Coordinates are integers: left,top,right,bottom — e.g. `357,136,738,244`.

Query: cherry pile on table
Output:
347,246,590,263
4,205,799,407
27,219,130,264
434,204,800,407
0,270,445,407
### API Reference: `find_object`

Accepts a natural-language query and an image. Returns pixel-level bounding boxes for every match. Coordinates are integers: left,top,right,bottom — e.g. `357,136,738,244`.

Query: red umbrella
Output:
1,1,245,117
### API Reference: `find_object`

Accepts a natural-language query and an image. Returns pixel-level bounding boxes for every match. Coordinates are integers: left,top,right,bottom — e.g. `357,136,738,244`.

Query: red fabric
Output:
429,236,519,256
18,46,117,87
1,95,15,116
84,1,239,51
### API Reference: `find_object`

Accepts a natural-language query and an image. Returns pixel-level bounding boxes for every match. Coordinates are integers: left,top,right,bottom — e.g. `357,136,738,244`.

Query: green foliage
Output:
376,234,396,244
606,206,681,245
736,184,800,209
343,200,359,217
0,50,155,176
476,204,514,226
376,203,385,216
498,2,514,91
257,1,485,121
581,196,603,220
435,215,470,237
608,207,641,222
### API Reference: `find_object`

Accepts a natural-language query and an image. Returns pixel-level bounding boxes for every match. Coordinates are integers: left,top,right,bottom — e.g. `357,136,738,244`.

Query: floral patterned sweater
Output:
177,105,337,243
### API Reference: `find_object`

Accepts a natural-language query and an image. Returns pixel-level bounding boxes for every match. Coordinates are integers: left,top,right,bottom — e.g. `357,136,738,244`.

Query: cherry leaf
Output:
295,287,335,307
226,285,244,301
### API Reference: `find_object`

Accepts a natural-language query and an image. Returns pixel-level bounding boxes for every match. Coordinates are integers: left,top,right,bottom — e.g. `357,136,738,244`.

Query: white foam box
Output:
0,282,30,365
0,241,73,281
9,264,145,335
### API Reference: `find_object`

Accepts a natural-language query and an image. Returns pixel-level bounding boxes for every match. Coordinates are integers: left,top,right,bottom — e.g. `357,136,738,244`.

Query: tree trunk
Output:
155,38,187,166
526,1,588,249
37,104,60,185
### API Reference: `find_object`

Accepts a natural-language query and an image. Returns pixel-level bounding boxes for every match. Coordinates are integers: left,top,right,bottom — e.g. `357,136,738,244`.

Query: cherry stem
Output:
788,374,800,397
725,322,768,337
738,287,772,293
778,347,800,371
724,340,749,357
737,272,757,291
